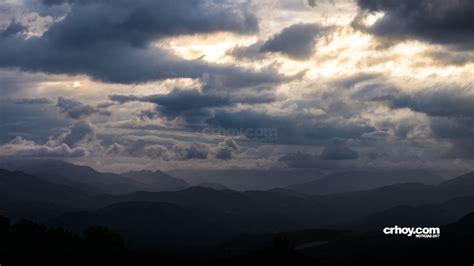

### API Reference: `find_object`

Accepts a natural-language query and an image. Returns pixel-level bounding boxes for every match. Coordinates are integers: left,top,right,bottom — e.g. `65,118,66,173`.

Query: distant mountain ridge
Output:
197,182,229,191
0,159,188,195
439,171,474,187
0,169,86,203
121,170,189,191
0,169,88,221
287,169,445,195
167,168,324,191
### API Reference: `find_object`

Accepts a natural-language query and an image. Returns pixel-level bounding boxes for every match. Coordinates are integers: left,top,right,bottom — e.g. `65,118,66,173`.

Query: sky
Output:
0,0,473,175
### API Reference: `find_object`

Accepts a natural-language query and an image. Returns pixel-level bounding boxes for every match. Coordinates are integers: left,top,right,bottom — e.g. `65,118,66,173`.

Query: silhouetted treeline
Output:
0,216,128,265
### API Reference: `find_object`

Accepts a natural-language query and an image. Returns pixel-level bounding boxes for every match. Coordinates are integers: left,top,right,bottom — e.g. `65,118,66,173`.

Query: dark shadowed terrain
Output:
1,160,474,265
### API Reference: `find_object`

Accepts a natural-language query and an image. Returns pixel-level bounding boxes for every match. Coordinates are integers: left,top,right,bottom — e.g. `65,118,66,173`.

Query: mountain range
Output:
1,159,474,250
287,169,444,195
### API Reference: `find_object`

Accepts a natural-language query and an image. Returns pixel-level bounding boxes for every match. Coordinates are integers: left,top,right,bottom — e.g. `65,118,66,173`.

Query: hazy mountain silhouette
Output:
167,168,323,191
1,163,474,264
0,169,89,221
90,187,296,232
439,171,474,187
197,182,229,190
55,188,297,248
287,170,444,195
121,170,189,191
68,170,474,235
3,159,474,256
1,159,187,195
0,169,86,203
1,159,146,194
266,188,309,198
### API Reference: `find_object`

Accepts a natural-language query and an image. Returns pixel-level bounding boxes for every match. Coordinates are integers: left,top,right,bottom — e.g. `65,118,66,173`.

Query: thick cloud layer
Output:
389,87,474,118
40,0,257,47
109,88,277,123
56,97,99,119
0,0,472,174
230,22,328,60
354,0,474,49
0,0,266,84
0,136,87,158
260,23,327,59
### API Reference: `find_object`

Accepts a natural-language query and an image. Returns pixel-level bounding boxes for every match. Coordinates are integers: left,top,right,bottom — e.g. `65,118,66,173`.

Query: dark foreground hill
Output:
3,212,474,266
0,169,86,203
53,201,227,249
353,196,474,230
0,169,88,221
56,187,297,248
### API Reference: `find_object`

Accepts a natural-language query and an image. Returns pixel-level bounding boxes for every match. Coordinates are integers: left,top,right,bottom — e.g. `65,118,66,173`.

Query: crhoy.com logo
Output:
383,226,440,238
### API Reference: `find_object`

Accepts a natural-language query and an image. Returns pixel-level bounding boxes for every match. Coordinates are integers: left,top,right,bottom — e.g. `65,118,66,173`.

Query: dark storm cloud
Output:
319,144,359,160
58,120,96,147
0,0,278,84
307,0,318,8
0,70,54,97
341,73,473,119
260,23,327,59
110,90,232,109
0,119,102,158
231,23,328,60
0,101,69,143
38,0,96,6
359,81,474,159
278,151,317,168
354,0,474,50
111,139,170,159
215,147,233,160
424,50,474,66
173,142,209,159
0,37,290,86
278,151,359,169
207,109,375,144
56,96,99,119
1,21,26,38
200,68,304,91
109,88,277,123
430,117,474,139
330,73,381,89
214,138,239,160
429,116,474,158
389,86,474,118
39,0,258,48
